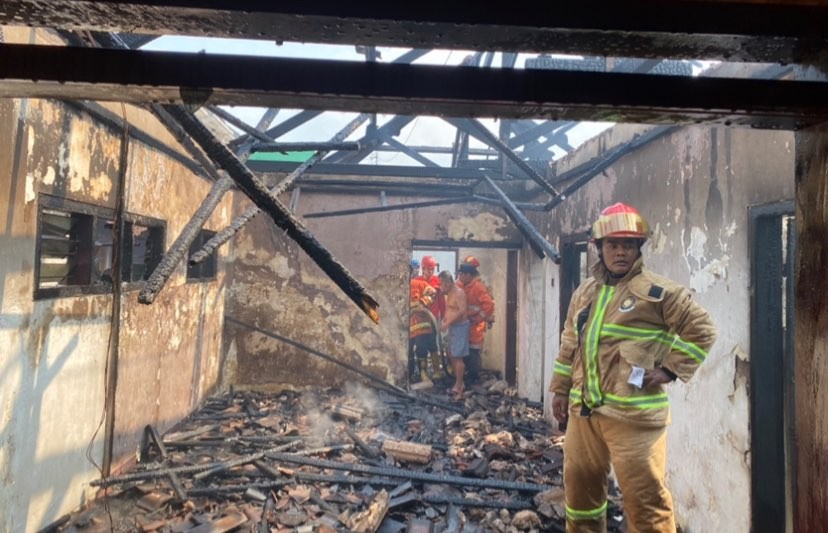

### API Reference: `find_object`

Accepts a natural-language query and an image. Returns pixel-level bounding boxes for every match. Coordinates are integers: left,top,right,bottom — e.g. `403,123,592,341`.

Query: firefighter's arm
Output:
549,288,584,395
660,286,718,382
478,285,495,325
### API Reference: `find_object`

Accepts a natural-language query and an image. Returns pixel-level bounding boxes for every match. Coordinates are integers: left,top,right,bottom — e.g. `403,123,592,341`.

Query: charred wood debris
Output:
54,378,625,533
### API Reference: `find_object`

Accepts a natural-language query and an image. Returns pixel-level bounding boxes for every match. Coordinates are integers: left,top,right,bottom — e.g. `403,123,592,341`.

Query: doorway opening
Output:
749,201,796,533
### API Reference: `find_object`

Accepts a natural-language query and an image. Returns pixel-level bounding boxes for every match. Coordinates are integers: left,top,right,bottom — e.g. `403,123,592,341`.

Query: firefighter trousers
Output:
563,411,675,533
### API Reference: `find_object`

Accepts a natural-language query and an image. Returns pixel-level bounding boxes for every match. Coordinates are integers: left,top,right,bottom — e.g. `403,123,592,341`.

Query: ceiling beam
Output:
2,1,826,63
2,45,826,129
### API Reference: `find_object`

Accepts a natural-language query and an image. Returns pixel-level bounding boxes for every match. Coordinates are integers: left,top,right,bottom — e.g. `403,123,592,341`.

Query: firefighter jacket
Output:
415,274,445,320
410,280,436,340
460,277,495,349
549,257,717,427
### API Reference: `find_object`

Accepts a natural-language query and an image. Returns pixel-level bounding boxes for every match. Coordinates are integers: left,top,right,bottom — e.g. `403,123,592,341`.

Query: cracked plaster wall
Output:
224,189,519,389
0,49,233,530
537,124,794,532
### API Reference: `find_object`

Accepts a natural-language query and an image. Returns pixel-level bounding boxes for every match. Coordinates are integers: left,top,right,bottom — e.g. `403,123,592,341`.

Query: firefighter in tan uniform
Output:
549,203,717,533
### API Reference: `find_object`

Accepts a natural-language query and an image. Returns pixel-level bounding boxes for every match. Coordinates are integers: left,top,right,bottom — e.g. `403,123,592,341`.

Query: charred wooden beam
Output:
326,115,416,164
267,452,552,493
207,104,276,144
3,45,826,128
481,174,560,262
446,118,560,197
378,134,440,168
544,126,677,211
188,113,369,266
303,196,496,219
225,317,406,394
250,141,360,153
163,107,379,322
3,1,825,63
246,161,495,180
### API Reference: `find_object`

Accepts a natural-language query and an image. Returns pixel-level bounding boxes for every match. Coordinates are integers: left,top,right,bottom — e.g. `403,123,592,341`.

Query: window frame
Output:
186,229,218,283
34,195,166,300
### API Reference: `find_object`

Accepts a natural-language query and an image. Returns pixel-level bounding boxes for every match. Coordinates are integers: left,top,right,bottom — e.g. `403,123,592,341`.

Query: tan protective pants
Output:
563,411,675,533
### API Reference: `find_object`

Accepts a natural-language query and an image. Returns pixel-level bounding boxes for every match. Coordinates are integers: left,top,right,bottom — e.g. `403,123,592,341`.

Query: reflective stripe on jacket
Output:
549,257,717,427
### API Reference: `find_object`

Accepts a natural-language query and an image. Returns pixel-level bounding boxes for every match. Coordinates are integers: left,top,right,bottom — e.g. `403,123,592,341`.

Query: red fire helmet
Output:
591,202,650,241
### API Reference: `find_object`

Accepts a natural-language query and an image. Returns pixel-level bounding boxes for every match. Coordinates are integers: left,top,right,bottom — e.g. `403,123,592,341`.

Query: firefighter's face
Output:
600,238,640,276
422,265,434,278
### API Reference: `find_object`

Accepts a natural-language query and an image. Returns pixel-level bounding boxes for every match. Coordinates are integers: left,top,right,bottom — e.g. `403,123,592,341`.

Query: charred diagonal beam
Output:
250,141,360,153
163,107,379,322
225,317,405,394
229,109,322,150
545,126,677,211
447,118,560,197
225,317,465,414
3,45,827,129
481,174,560,262
378,134,440,168
189,113,369,265
507,121,569,149
207,104,276,144
267,452,552,493
326,115,416,164
138,81,280,306
3,1,826,63
303,196,499,219
246,162,502,180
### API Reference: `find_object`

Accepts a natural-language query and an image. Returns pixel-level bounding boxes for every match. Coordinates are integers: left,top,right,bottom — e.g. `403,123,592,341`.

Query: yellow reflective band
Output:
554,360,572,377
604,392,669,409
570,389,667,409
602,324,708,364
584,286,614,407
410,322,431,332
566,501,608,521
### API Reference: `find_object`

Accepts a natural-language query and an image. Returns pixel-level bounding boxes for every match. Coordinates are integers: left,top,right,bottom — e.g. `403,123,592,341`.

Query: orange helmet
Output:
462,255,480,268
591,203,649,241
421,255,438,269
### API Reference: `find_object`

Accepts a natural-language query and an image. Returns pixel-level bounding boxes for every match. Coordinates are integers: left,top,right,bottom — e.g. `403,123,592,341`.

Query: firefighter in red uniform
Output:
414,255,446,379
549,203,717,533
409,278,438,383
456,256,494,384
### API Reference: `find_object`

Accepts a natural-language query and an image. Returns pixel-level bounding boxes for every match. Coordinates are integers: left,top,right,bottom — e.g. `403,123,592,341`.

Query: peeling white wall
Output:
0,86,232,531
516,251,548,401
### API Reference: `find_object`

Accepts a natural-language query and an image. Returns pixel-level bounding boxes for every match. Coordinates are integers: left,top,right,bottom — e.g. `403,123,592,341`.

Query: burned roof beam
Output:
507,121,569,149
4,1,827,63
288,179,474,197
229,109,323,149
446,118,560,196
325,115,417,164
378,133,441,167
303,196,497,219
246,162,500,180
161,105,379,323
190,113,370,265
544,126,677,211
207,105,276,144
3,45,827,129
250,141,361,154
481,174,560,262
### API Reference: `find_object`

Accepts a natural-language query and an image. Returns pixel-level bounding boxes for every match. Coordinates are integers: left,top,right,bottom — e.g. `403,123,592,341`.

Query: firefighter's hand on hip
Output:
642,368,673,387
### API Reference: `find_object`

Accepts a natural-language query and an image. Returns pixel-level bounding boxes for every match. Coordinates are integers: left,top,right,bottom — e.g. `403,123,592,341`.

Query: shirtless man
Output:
438,270,470,400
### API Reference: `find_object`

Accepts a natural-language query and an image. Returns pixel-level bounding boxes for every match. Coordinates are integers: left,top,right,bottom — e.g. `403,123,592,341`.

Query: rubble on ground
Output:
52,374,626,532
